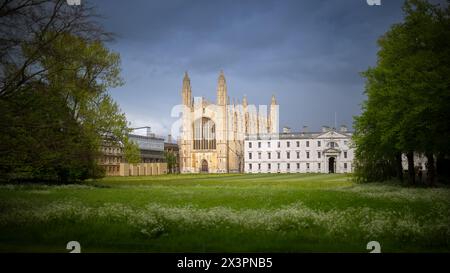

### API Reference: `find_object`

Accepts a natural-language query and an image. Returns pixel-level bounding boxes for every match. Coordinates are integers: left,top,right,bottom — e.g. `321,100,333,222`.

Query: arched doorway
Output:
328,157,335,173
201,159,208,173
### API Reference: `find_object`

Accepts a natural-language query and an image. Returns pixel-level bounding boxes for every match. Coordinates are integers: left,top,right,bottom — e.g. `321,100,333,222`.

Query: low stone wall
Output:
110,163,167,176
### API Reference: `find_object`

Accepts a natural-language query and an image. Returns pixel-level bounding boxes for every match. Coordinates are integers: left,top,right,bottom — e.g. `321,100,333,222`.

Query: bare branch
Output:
0,0,112,98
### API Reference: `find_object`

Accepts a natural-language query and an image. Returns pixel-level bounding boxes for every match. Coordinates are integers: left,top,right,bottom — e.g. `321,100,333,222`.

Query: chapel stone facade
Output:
180,71,278,173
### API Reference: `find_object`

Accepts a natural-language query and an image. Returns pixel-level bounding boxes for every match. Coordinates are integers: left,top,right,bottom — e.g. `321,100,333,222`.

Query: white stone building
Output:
244,126,354,174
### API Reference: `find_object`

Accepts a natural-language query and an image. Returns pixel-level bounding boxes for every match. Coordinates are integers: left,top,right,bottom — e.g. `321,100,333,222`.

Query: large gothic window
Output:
193,117,216,150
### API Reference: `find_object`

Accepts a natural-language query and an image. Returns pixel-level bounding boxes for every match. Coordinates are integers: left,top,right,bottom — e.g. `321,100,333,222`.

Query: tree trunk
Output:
395,153,403,183
436,153,450,184
425,152,435,187
406,151,415,185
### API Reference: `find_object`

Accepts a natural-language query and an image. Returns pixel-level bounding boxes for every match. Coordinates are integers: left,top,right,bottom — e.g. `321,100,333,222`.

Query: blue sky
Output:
94,0,409,137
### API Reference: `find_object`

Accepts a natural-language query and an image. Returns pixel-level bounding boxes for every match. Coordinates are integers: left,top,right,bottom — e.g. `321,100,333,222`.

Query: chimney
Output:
322,126,329,132
167,134,172,143
282,127,291,134
302,125,308,133
340,125,348,133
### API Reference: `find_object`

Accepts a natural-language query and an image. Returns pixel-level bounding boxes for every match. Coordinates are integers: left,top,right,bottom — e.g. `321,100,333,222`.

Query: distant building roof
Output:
245,130,353,140
128,133,164,151
128,133,164,141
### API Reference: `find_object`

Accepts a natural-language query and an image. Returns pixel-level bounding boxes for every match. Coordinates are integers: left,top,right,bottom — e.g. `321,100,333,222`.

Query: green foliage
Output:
353,0,450,184
0,85,104,182
123,135,141,164
164,151,177,173
0,33,138,182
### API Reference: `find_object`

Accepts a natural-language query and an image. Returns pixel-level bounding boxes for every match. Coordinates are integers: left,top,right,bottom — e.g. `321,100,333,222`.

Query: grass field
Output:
0,173,449,252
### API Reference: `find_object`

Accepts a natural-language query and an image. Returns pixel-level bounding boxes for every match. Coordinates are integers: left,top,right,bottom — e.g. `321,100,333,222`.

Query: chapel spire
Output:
242,95,248,107
217,70,227,105
182,71,192,106
271,94,277,105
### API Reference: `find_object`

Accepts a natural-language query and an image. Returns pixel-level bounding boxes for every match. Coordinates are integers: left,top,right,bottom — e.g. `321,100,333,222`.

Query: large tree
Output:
354,0,450,185
0,1,139,182
0,82,106,181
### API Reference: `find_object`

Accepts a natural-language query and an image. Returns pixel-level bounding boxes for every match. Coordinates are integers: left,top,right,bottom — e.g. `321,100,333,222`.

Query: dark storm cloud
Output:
93,0,406,135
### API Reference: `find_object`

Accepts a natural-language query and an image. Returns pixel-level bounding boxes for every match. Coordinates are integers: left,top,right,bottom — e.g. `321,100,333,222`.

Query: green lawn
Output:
0,173,449,252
